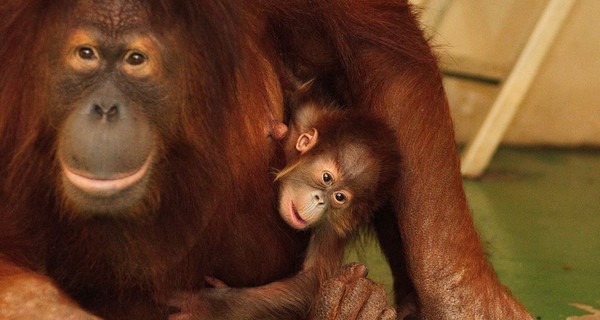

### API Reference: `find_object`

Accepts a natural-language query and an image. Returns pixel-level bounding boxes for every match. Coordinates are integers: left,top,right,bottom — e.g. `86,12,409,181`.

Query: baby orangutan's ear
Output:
296,128,318,153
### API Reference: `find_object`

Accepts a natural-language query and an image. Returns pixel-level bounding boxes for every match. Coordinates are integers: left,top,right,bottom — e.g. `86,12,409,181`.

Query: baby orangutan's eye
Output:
322,172,333,185
333,192,346,204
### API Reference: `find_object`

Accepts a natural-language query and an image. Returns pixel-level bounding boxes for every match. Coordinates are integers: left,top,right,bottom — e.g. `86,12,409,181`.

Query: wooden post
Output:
460,0,577,178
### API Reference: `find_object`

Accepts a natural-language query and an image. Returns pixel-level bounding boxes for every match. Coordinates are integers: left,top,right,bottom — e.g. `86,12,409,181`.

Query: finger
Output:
335,263,368,283
356,285,388,320
335,277,372,320
204,276,228,288
313,279,346,320
168,313,193,320
378,308,398,320
271,122,288,140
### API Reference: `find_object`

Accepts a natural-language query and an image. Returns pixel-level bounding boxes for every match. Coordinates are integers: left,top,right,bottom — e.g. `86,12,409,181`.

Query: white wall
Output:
416,0,600,146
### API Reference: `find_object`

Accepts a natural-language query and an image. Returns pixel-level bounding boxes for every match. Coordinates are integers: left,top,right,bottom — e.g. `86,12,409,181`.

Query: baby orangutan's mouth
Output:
292,203,304,222
290,201,307,229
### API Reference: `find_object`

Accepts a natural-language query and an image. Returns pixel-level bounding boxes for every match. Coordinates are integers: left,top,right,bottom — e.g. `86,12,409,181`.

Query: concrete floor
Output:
347,148,600,319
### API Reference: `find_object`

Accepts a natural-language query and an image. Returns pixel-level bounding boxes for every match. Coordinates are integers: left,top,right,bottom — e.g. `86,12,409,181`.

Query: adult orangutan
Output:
0,0,531,319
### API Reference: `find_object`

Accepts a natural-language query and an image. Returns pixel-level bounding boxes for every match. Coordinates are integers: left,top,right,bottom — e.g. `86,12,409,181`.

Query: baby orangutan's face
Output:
277,155,352,230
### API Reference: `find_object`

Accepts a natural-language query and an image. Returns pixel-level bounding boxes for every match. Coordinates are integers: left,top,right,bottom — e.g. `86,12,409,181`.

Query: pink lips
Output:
61,154,153,197
289,201,308,229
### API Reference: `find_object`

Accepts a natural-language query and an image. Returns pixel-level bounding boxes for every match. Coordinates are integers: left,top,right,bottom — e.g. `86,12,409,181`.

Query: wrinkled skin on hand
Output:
311,264,397,320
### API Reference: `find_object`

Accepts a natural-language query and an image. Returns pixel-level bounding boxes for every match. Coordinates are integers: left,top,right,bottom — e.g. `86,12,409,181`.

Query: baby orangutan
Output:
274,84,401,286
168,85,400,319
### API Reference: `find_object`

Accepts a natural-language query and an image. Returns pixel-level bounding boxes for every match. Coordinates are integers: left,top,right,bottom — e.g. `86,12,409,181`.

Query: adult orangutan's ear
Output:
296,128,318,153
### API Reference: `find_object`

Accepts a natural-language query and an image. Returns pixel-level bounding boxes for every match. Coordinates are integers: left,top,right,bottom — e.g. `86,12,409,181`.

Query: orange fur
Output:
0,1,531,319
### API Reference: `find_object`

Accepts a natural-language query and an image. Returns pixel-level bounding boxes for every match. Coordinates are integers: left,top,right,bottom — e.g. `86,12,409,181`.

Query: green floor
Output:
346,148,600,319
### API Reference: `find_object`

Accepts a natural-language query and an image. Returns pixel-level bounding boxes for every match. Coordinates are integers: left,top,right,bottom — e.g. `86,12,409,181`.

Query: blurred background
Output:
347,1,600,319
422,0,600,147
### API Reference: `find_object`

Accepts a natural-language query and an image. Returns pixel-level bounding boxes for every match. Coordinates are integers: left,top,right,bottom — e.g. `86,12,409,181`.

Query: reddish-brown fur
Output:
0,0,531,319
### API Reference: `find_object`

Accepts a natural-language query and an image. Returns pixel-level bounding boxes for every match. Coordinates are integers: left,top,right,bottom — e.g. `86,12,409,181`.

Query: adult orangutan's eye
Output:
125,51,147,66
78,47,97,60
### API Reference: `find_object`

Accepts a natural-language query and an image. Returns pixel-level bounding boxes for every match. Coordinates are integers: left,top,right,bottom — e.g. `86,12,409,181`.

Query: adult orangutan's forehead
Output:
76,0,149,37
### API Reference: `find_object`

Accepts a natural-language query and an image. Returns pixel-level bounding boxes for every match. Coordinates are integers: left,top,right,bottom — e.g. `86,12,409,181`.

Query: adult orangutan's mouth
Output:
61,153,153,197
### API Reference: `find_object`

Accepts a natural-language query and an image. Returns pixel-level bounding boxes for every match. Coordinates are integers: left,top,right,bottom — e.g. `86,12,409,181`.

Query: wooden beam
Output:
460,0,577,178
